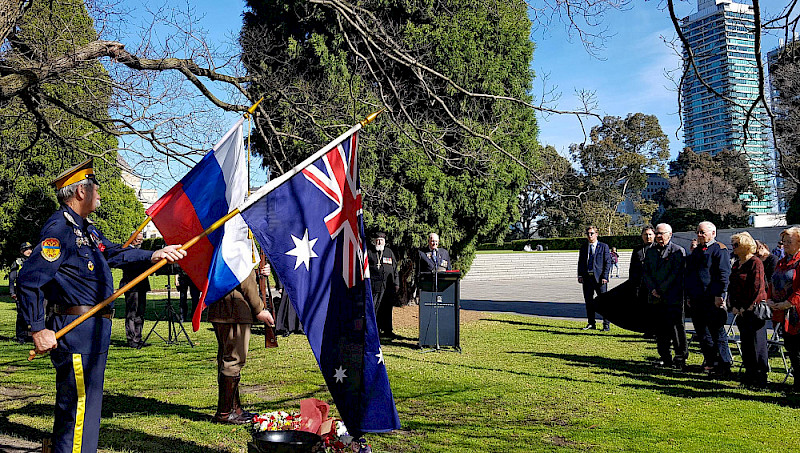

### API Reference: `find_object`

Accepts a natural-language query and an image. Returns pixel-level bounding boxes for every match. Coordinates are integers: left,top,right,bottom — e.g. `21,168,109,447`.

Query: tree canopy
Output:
240,0,541,271
0,0,142,266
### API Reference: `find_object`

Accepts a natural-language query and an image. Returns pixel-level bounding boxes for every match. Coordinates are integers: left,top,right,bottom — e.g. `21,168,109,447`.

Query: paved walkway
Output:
460,276,626,322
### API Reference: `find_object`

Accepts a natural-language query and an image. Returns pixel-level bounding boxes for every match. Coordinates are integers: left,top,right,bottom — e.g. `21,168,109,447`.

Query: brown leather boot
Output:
232,376,257,421
42,438,53,453
213,375,252,425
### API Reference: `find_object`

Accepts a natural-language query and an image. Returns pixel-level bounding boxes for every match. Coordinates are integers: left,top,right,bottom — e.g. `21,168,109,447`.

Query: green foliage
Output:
241,0,539,273
566,113,669,236
0,0,142,265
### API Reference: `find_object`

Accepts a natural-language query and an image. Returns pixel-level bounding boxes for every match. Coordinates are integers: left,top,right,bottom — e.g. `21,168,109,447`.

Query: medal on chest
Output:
89,230,105,252
87,260,94,271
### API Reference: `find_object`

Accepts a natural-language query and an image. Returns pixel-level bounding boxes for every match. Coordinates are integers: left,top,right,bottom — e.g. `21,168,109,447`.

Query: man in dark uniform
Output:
119,232,152,348
685,220,732,376
577,225,613,331
9,241,34,343
209,267,274,424
417,232,452,275
642,223,687,368
17,159,186,453
367,232,399,338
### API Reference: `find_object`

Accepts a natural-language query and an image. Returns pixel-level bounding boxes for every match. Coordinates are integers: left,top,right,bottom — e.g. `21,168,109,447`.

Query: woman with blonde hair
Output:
767,227,800,392
729,232,769,387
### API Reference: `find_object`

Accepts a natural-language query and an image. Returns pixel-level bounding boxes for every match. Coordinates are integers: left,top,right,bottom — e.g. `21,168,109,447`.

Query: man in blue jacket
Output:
577,226,613,331
685,220,732,376
17,159,186,453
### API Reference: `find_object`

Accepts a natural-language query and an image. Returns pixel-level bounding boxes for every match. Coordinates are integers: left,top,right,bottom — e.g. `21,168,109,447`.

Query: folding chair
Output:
767,324,793,384
726,314,742,369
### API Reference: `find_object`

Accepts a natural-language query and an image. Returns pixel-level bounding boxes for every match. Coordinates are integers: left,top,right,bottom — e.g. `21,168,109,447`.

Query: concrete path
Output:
460,276,627,322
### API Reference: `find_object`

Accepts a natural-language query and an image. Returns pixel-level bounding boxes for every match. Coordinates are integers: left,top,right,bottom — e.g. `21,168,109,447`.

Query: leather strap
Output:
53,304,113,319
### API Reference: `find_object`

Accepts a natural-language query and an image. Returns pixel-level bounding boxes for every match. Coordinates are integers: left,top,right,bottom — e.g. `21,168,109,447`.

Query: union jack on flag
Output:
241,130,401,435
301,133,367,287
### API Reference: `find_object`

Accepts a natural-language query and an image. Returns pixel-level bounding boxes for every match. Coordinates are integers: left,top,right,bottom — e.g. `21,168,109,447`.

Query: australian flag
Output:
241,131,401,434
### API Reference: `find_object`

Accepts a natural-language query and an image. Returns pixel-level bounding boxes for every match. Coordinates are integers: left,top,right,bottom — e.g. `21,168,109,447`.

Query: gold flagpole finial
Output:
245,97,264,118
359,109,385,128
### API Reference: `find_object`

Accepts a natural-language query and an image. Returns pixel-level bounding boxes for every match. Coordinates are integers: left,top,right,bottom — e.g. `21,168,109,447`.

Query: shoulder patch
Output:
41,238,61,262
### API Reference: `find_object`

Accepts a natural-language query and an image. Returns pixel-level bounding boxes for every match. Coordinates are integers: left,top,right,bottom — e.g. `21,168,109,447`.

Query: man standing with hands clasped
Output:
686,221,732,377
642,223,687,369
577,226,613,331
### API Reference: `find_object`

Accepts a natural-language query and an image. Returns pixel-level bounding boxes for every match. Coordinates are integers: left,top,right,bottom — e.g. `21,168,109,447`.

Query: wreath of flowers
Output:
253,412,372,453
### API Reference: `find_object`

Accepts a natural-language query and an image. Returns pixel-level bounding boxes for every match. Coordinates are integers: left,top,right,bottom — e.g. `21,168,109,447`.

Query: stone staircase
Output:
463,251,631,281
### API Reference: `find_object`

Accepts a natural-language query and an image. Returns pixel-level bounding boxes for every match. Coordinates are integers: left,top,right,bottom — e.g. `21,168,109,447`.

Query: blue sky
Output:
116,0,781,194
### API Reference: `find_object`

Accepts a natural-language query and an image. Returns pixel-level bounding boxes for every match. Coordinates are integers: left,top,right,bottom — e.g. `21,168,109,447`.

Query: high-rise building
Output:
681,0,775,213
767,35,799,214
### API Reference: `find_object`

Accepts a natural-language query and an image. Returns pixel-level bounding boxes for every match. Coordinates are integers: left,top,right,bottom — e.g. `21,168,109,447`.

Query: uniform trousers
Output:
690,298,732,367
124,289,147,344
14,301,27,341
735,311,769,380
213,322,251,377
655,303,688,362
581,278,608,327
50,350,107,453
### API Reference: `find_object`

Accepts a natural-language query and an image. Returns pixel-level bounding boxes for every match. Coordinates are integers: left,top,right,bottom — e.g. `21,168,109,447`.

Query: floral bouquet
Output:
252,399,371,453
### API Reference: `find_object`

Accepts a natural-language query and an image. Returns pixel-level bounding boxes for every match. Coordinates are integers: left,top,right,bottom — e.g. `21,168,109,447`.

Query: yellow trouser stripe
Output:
72,354,86,453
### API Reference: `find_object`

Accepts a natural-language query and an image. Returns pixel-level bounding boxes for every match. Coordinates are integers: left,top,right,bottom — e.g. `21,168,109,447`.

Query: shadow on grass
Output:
529,351,800,408
520,327,643,339
0,394,224,452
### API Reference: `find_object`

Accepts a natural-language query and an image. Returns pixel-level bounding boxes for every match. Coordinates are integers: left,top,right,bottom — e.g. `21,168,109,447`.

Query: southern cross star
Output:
376,348,384,364
334,366,347,383
286,229,318,271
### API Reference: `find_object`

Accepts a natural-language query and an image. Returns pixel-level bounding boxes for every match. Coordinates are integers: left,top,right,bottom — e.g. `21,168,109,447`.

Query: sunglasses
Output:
732,242,740,248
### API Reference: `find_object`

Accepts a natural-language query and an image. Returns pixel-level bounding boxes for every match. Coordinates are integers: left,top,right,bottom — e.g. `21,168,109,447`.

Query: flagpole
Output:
238,109,383,213
121,98,266,249
28,208,241,361
32,109,383,360
122,216,152,247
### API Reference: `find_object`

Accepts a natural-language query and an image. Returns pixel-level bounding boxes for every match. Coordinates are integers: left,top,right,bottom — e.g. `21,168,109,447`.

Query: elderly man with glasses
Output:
686,220,732,377
642,223,687,368
577,226,613,331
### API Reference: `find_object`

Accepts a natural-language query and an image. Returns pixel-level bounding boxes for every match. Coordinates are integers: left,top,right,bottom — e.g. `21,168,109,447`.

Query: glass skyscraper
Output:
681,0,775,213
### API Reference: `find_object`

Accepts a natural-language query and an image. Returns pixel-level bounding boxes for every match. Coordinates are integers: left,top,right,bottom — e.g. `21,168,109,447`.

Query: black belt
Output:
53,305,113,319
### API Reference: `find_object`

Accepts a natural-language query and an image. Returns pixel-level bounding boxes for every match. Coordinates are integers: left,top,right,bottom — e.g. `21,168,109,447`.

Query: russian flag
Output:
145,118,257,331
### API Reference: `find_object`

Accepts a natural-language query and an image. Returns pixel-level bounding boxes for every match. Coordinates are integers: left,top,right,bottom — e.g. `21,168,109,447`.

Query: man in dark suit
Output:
630,226,655,338
119,232,152,348
577,226,613,331
417,232,452,275
686,220,732,376
642,223,687,368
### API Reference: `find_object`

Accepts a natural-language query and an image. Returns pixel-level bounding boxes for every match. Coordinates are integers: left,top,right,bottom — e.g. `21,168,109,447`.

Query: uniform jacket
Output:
417,246,452,275
642,241,686,305
208,270,264,324
577,241,612,283
367,246,399,300
17,205,152,354
8,256,27,297
685,241,731,301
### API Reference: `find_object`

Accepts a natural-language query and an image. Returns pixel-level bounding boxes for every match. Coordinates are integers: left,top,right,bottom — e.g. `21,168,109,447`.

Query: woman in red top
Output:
729,232,768,387
767,227,800,392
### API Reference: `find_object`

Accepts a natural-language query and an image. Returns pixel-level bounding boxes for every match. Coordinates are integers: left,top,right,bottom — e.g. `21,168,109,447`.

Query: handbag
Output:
752,301,772,321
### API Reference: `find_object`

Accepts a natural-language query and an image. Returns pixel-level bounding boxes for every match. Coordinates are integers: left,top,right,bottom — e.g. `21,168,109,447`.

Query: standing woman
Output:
728,232,768,387
767,227,800,392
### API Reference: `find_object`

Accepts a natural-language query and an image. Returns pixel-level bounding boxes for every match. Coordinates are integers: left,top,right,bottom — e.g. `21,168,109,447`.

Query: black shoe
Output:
602,324,610,332
672,360,687,371
137,342,152,349
582,324,596,331
654,358,673,368
708,363,732,378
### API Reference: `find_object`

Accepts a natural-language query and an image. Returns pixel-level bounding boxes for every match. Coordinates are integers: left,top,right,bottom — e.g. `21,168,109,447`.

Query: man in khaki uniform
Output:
209,267,274,424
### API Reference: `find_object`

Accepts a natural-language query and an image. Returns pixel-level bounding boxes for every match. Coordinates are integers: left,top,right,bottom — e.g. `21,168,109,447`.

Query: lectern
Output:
418,270,462,351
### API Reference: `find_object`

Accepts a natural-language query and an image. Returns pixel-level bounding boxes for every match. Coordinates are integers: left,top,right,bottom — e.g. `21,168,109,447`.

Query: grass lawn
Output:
1,294,799,452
